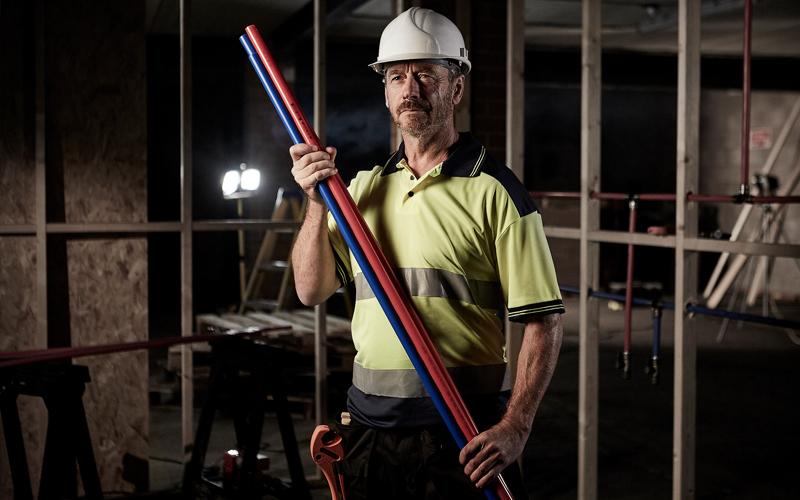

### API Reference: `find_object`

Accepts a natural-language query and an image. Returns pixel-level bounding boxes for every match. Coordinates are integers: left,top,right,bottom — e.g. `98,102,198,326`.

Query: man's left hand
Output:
458,418,529,489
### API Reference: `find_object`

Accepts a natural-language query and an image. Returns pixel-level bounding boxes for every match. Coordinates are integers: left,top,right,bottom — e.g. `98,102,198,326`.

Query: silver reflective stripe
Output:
354,268,503,311
352,362,510,398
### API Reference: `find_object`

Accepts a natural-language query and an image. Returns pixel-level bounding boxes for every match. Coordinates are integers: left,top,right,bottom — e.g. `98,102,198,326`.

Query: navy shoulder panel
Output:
479,154,539,218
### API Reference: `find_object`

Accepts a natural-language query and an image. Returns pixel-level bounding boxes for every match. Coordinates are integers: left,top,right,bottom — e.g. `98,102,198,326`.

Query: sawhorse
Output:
182,336,310,500
0,363,103,500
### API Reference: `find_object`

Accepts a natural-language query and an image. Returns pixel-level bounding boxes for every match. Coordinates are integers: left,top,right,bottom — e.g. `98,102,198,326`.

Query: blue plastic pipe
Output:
240,34,473,455
652,308,662,361
652,307,661,359
559,286,800,330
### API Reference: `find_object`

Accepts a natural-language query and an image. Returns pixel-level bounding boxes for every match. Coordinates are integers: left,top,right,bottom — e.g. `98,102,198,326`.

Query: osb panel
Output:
68,238,148,493
0,0,35,225
0,238,46,497
0,238,37,349
47,1,147,223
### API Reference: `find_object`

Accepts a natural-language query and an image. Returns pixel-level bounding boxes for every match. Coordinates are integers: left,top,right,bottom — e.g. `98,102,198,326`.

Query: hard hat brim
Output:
369,53,472,75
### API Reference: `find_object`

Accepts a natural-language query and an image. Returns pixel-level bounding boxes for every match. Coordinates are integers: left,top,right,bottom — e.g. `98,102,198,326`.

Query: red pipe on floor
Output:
740,0,753,196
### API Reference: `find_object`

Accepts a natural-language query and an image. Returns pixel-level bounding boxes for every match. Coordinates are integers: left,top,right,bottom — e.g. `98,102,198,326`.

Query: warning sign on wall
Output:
750,127,773,150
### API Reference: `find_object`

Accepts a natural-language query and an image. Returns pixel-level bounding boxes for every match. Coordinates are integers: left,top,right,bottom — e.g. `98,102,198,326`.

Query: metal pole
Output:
578,0,601,498
179,0,194,463
674,1,700,498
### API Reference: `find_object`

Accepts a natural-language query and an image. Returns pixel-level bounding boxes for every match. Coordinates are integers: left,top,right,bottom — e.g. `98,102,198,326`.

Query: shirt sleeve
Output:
495,211,565,323
327,211,352,287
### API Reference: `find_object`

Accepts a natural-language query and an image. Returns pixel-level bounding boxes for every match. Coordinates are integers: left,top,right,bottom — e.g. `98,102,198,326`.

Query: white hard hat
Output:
370,7,471,75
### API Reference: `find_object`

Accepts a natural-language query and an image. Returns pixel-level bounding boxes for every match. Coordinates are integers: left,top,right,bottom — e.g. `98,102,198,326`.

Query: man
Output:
290,7,563,499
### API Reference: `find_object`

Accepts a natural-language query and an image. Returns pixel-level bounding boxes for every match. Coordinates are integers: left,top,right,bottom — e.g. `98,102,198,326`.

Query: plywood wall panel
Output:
0,238,46,497
47,1,147,224
0,1,35,225
69,238,148,492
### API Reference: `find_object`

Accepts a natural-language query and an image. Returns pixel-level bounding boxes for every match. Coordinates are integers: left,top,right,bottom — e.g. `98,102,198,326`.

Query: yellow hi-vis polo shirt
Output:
327,133,564,424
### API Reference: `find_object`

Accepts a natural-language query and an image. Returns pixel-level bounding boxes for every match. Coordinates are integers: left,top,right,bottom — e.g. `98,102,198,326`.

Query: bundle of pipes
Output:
240,25,513,500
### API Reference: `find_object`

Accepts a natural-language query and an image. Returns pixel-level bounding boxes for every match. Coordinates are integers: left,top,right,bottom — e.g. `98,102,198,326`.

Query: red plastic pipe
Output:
592,192,628,201
750,195,800,204
242,26,471,433
529,191,581,199
740,0,753,196
244,26,474,438
0,329,281,369
637,193,677,201
687,194,800,204
530,191,678,202
244,25,513,499
530,192,800,205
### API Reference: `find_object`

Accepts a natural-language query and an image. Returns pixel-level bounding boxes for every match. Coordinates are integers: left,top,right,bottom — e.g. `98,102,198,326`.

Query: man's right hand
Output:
290,143,338,203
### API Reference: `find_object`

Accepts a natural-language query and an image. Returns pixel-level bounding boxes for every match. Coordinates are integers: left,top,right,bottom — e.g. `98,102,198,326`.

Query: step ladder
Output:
239,187,305,314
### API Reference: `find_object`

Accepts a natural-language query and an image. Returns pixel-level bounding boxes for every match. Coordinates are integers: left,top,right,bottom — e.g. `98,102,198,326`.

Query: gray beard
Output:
394,100,453,140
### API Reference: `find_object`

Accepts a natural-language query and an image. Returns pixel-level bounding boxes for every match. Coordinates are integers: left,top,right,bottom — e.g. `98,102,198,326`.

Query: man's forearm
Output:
291,200,340,305
502,314,564,434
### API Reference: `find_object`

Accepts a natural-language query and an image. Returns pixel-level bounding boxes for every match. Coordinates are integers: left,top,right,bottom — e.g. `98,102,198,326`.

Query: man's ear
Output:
451,75,465,106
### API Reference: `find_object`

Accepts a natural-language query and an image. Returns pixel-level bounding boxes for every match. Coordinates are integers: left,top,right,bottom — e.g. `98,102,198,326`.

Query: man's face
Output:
384,61,463,139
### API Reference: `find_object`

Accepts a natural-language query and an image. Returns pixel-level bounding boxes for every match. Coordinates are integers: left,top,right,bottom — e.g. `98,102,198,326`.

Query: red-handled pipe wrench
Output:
310,425,346,500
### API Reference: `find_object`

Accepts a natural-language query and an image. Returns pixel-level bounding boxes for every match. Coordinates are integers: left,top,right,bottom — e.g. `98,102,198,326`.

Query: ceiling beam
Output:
268,0,371,45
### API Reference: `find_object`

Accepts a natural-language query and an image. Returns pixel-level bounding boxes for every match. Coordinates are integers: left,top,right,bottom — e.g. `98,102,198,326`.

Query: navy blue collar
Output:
381,132,488,178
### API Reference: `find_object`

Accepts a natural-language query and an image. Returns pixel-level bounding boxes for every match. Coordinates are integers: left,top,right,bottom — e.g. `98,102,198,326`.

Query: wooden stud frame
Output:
34,0,47,350
673,1,700,497
578,1,601,498
313,0,328,431
179,0,194,460
504,0,525,389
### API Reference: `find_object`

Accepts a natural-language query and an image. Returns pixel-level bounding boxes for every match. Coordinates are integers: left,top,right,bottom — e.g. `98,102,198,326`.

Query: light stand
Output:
221,163,261,303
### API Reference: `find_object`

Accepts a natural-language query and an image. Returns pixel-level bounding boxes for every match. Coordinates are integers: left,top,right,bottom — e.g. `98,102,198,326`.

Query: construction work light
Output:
222,163,261,199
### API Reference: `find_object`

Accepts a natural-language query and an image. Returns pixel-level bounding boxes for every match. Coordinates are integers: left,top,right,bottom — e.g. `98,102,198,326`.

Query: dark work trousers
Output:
330,420,527,499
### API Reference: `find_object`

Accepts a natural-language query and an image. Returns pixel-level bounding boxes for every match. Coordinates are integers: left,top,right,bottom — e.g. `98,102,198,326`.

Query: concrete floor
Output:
149,295,800,499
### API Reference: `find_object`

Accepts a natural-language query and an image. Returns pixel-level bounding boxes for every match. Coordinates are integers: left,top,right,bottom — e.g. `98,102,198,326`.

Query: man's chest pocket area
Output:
409,211,493,275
